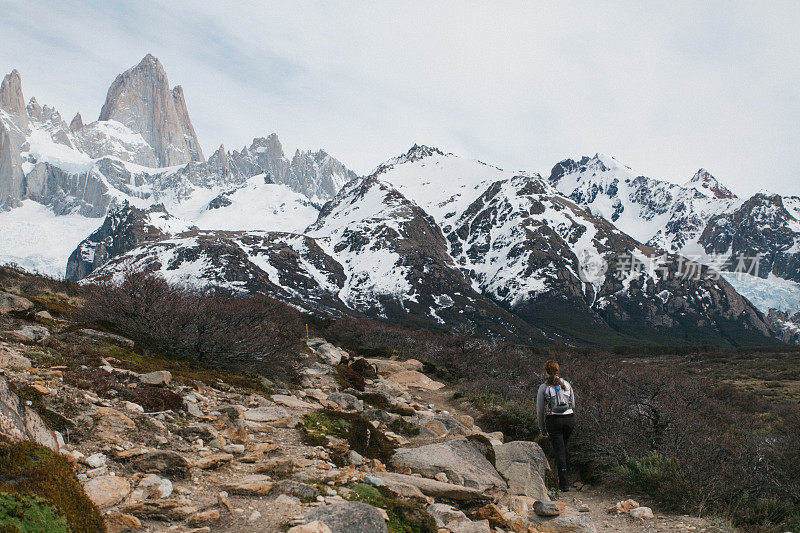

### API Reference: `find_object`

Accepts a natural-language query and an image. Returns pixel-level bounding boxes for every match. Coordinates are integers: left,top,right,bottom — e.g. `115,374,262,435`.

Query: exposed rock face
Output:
0,69,26,121
493,441,550,499
66,201,193,281
687,168,736,200
73,120,157,166
0,375,60,452
699,193,800,282
390,439,508,493
69,112,83,132
305,502,389,533
99,54,204,167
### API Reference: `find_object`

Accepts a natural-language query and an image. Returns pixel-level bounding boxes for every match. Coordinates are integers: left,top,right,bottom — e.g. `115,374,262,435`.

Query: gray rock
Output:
348,450,364,466
364,476,385,487
447,521,491,533
11,325,50,343
139,370,171,386
274,479,319,500
391,439,507,493
244,406,289,422
305,502,388,533
327,392,363,412
0,376,59,451
494,440,550,500
131,450,190,479
308,340,348,366
372,472,491,503
526,512,597,532
99,54,204,167
0,291,33,314
427,503,468,527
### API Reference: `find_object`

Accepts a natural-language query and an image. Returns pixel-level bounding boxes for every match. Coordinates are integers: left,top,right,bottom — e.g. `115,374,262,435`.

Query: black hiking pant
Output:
546,413,575,489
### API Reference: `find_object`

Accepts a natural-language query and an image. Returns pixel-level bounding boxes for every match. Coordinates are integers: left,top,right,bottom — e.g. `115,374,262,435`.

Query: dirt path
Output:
415,378,723,532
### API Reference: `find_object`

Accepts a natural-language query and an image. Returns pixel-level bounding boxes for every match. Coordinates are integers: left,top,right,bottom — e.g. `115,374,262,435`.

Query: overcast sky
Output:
2,1,799,196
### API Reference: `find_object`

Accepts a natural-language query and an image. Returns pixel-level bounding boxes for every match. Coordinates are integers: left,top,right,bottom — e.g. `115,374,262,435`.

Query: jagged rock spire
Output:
98,54,204,167
687,168,736,199
0,70,25,117
69,112,83,132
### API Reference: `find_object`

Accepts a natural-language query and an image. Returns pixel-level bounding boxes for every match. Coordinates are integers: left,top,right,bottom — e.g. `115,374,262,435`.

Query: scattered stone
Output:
243,406,289,422
221,474,274,495
305,502,388,533
288,521,333,533
94,407,136,441
131,450,190,479
0,291,34,313
248,510,262,521
364,475,385,487
348,450,364,466
34,310,53,321
79,328,135,347
139,370,171,386
0,343,31,369
427,503,469,527
120,498,199,520
123,401,144,414
526,512,597,532
139,473,173,498
385,370,445,391
308,340,348,366
273,394,315,409
105,512,142,533
326,392,364,412
630,506,654,519
194,452,234,469
85,452,107,468
274,480,320,500
608,499,640,514
533,500,565,517
470,503,508,527
223,443,245,454
447,520,491,533
189,509,221,524
84,475,131,508
578,504,591,513
9,324,51,343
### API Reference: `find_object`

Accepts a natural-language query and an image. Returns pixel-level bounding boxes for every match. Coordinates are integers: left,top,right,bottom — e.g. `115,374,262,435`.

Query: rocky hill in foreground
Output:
0,268,625,533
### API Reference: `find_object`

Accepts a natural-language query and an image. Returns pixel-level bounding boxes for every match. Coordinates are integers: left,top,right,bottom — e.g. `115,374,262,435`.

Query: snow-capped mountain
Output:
0,55,355,275
79,146,775,346
548,154,800,319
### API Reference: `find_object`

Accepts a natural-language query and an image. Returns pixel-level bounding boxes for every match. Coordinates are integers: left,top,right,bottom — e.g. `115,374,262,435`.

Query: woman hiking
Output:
536,360,576,492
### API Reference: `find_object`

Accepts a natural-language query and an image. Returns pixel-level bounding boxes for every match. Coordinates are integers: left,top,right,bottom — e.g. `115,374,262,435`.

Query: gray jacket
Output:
536,380,575,436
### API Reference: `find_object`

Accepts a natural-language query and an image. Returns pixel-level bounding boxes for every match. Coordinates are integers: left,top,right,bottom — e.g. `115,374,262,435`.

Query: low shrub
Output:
302,410,395,463
0,437,105,532
348,483,437,533
0,492,70,533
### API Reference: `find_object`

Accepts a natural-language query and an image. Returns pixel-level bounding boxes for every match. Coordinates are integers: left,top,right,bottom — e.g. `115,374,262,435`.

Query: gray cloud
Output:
1,0,798,195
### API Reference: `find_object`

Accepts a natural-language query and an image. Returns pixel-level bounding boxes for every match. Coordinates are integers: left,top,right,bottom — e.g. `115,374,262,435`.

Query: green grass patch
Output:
0,492,70,533
302,410,395,462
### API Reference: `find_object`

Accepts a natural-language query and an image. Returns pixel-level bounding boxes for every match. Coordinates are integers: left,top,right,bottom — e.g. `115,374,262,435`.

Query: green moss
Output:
302,410,396,462
347,483,436,533
0,492,70,533
0,438,105,533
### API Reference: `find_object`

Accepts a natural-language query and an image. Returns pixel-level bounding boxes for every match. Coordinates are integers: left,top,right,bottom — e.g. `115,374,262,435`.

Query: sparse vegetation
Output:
347,483,437,533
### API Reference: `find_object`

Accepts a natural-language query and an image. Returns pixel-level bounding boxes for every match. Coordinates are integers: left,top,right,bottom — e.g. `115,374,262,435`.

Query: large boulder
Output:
373,472,491,503
0,343,31,370
0,376,60,452
83,475,130,509
305,502,388,533
493,441,550,499
391,439,507,493
0,291,34,314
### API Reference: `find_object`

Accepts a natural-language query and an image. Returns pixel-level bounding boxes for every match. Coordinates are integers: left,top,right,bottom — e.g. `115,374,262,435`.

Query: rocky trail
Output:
0,285,724,533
